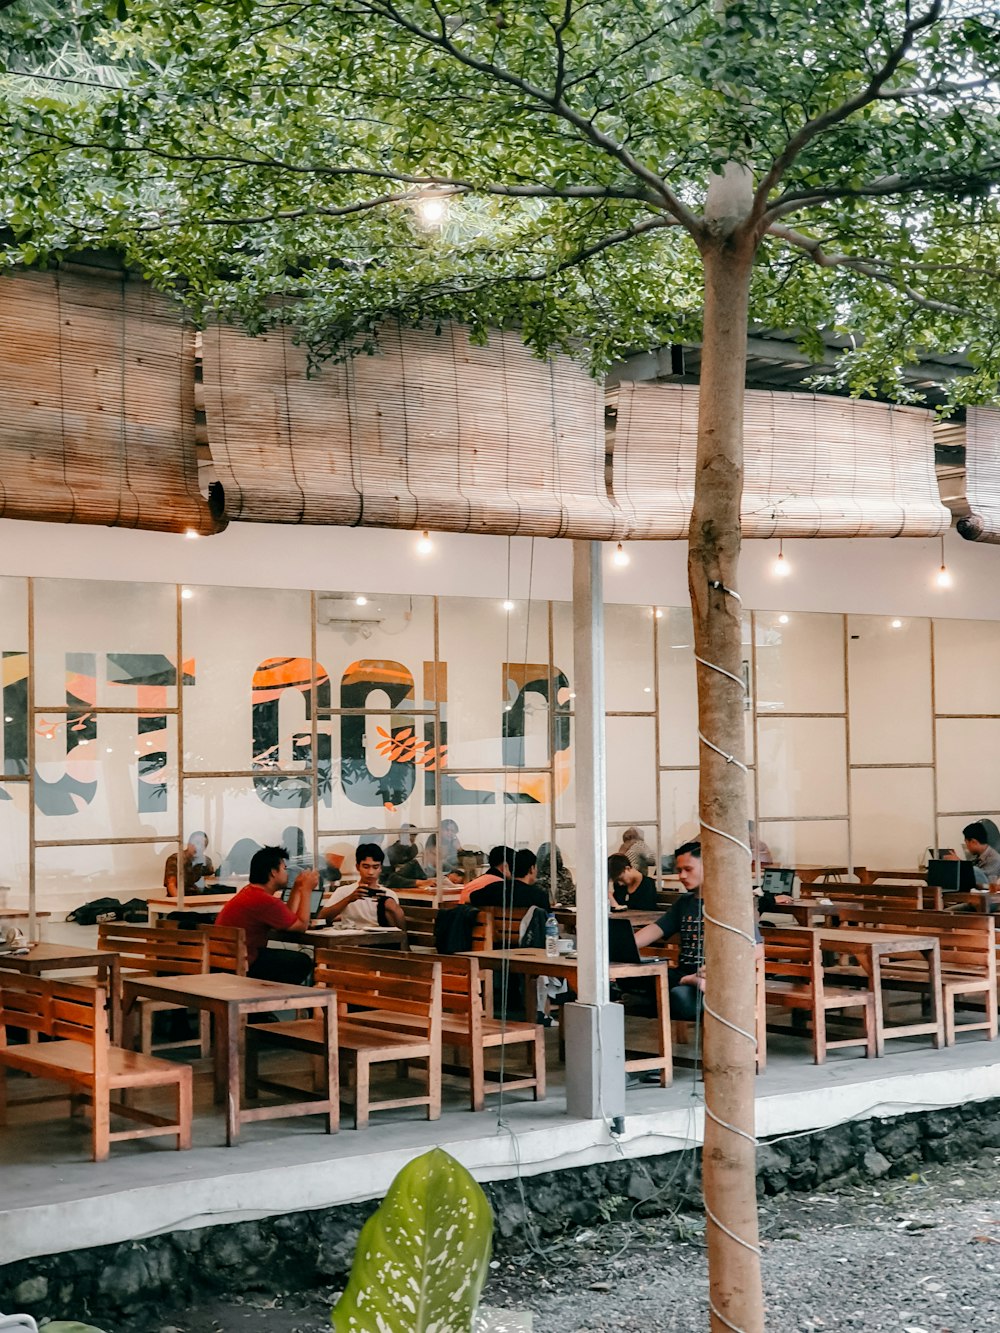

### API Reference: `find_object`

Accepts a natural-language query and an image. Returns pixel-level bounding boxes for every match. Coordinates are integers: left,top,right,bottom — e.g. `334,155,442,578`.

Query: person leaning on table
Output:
216,845,315,984
944,821,1000,886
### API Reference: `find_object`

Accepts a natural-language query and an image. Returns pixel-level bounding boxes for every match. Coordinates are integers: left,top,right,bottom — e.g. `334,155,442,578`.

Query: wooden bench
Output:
823,907,997,1046
347,948,544,1111
247,949,442,1128
0,974,192,1161
797,883,940,911
763,928,876,1063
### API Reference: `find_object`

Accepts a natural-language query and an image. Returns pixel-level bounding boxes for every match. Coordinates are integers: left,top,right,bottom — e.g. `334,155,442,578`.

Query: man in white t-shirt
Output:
318,842,408,944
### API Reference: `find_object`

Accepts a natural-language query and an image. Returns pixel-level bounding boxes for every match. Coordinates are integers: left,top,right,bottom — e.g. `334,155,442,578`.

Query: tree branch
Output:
350,0,701,231
766,221,967,315
752,0,945,219
761,158,1000,225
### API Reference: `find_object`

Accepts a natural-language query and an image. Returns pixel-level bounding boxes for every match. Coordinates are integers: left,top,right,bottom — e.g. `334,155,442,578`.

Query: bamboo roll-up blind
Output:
956,408,1000,543
202,320,626,539
0,268,222,535
612,383,950,539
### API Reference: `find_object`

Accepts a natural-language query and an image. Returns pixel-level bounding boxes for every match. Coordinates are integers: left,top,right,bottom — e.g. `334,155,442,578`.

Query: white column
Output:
563,540,625,1121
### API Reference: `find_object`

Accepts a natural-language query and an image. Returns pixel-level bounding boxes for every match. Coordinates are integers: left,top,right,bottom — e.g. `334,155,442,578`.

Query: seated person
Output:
318,849,344,890
468,848,549,913
617,827,656,874
319,843,409,943
383,844,435,890
608,853,658,911
944,822,1000,886
459,844,513,903
163,831,215,897
216,845,315,984
634,840,706,1021
386,825,422,868
537,842,576,908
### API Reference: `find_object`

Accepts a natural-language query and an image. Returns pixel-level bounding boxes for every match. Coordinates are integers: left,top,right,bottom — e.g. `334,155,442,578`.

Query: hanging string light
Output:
772,538,791,578
416,530,434,556
935,534,953,588
612,542,630,568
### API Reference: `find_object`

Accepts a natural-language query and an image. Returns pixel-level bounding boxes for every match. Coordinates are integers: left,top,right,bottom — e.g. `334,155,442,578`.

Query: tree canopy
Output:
1,0,999,402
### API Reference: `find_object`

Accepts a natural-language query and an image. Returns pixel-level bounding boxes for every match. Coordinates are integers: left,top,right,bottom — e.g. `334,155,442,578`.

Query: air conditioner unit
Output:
316,598,385,627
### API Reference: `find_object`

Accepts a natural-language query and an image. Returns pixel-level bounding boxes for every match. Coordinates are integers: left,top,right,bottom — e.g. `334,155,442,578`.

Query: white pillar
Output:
564,540,626,1121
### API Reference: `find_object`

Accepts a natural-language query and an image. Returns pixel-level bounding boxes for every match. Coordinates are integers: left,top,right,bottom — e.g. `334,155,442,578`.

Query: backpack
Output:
120,897,150,923
434,904,479,955
66,896,124,926
518,905,547,950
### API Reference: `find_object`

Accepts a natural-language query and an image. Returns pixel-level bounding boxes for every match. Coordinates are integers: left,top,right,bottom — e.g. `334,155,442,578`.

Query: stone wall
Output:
4,1097,1000,1327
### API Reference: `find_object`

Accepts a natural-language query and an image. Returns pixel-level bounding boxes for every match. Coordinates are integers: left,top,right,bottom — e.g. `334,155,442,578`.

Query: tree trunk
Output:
689,234,764,1333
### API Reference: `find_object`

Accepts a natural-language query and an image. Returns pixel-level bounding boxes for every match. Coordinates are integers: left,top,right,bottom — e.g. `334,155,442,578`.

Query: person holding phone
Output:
318,842,408,943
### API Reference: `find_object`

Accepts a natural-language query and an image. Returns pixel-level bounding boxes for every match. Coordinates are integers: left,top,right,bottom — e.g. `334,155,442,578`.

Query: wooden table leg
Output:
225,1008,241,1146
868,951,886,1057
926,943,946,1049
323,999,339,1135
106,958,121,1045
212,1003,227,1105
653,969,672,1087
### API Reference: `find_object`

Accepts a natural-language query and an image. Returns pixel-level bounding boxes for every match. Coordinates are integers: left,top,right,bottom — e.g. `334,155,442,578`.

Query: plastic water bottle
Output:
545,912,560,959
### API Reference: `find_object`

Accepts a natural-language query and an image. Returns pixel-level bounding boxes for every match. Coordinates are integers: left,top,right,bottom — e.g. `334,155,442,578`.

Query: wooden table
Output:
121,973,338,1144
465,947,672,1086
0,942,122,1040
808,926,944,1056
275,924,404,948
793,865,850,884
856,868,926,886
146,894,237,924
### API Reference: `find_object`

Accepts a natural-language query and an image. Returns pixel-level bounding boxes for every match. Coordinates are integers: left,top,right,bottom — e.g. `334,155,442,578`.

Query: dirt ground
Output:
134,1153,1000,1333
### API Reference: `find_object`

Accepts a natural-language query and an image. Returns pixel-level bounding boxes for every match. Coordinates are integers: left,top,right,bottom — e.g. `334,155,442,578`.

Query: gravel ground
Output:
135,1155,1000,1333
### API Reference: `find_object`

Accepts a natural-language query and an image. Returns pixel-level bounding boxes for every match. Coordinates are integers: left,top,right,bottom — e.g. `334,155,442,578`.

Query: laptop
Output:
760,866,795,896
609,917,667,965
926,858,976,893
282,879,327,920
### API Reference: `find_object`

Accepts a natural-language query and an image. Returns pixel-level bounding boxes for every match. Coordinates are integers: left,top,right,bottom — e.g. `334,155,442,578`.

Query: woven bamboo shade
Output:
612,383,950,539
0,268,221,535
956,408,1000,543
202,320,626,539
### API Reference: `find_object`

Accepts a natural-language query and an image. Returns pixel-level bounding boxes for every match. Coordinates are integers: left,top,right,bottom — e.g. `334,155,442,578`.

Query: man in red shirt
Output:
217,845,316,984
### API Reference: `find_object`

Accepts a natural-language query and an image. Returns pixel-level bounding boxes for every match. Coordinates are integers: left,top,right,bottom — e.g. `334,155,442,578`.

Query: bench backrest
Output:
763,928,821,990
826,907,995,974
0,973,107,1067
202,924,248,975
314,948,443,1042
96,922,207,975
322,946,480,1021
404,903,438,951
475,905,538,951
798,884,927,910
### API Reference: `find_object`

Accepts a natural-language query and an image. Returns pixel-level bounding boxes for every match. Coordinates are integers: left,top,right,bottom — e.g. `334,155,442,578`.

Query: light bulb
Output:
891,618,903,629
612,542,630,568
936,564,953,589
654,609,663,619
181,588,194,600
355,595,368,606
778,614,789,625
416,530,434,556
3,716,11,723
772,550,791,578
501,599,515,612
184,528,199,540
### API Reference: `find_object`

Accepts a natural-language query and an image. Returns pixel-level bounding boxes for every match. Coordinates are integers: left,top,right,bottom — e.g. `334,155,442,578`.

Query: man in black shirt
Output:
608,853,658,911
469,848,549,913
635,840,705,1020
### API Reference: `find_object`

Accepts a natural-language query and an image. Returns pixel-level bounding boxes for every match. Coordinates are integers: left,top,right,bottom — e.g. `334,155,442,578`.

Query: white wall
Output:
2,519,999,622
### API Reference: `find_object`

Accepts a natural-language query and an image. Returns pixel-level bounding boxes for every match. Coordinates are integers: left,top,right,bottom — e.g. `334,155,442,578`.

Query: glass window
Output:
0,781,30,911
183,776,312,882
316,593,436,712
757,717,848,819
34,715,178,843
182,585,314,773
848,616,932,765
933,619,1000,715
0,578,28,778
321,713,440,831
659,607,754,768
604,604,655,712
437,596,551,770
756,820,850,875
754,612,845,714
35,840,177,916
850,768,934,871
33,578,178,709
606,716,657,825
936,718,1000,813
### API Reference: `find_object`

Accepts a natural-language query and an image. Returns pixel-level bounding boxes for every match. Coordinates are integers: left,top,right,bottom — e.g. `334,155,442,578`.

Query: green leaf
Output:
332,1148,493,1333
115,0,128,19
